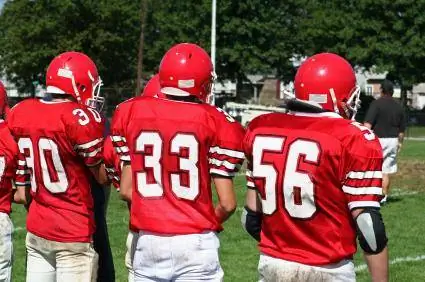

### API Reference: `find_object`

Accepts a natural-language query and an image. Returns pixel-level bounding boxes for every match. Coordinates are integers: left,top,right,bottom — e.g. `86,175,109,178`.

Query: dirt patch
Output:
392,160,425,192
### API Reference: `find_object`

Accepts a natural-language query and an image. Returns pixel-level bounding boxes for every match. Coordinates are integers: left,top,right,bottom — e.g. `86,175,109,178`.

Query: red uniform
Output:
111,96,245,234
7,99,104,243
0,120,19,214
243,111,383,265
103,136,121,190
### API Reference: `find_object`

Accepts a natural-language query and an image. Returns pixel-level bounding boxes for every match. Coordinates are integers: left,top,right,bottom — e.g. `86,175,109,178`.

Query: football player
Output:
8,51,108,282
103,74,161,282
242,53,388,282
111,43,245,281
0,83,18,282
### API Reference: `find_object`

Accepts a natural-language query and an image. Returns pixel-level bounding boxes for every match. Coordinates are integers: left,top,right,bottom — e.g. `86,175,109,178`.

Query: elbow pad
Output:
355,208,388,254
241,206,262,242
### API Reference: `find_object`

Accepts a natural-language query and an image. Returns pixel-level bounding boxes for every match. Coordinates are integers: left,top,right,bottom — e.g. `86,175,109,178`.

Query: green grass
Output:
406,126,425,138
10,140,425,281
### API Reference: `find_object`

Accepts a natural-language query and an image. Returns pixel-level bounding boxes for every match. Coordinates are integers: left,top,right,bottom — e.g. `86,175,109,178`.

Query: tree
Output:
299,0,425,105
136,0,149,95
0,0,140,92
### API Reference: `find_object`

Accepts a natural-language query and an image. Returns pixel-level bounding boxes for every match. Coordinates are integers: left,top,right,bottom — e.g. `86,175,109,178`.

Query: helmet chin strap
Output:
329,88,340,114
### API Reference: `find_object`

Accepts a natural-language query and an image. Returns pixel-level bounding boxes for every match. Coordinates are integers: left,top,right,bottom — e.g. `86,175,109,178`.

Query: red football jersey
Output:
8,99,104,243
243,111,383,265
103,136,121,190
111,96,245,234
0,120,19,214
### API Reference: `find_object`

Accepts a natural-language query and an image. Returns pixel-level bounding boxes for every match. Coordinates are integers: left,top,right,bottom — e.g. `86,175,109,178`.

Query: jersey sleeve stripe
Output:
209,168,235,177
346,171,383,179
74,138,104,150
247,180,255,188
18,160,26,166
111,135,127,143
209,158,241,170
342,186,383,195
115,146,130,154
120,155,131,162
348,201,381,210
77,147,102,158
16,169,31,175
15,181,31,186
209,146,245,159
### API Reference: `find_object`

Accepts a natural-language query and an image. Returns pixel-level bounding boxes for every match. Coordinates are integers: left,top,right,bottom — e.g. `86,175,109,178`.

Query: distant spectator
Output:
364,79,406,204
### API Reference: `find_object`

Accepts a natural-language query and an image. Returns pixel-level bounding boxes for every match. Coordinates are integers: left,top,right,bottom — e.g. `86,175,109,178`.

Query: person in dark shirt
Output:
364,79,406,204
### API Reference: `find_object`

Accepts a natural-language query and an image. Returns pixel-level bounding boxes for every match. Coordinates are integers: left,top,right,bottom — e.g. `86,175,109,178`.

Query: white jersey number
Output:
252,136,320,218
18,138,69,193
136,132,199,200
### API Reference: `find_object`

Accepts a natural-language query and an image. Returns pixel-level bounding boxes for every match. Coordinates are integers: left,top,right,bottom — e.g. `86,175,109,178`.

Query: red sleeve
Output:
111,103,131,162
0,123,20,185
342,133,384,210
5,112,31,187
208,107,245,177
103,136,121,190
65,107,104,167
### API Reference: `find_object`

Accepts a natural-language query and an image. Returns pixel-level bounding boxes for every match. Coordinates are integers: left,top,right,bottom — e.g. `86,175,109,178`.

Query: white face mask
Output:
86,78,104,111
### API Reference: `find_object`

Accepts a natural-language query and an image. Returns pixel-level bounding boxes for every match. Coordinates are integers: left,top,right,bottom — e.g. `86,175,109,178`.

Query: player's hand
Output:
397,142,402,153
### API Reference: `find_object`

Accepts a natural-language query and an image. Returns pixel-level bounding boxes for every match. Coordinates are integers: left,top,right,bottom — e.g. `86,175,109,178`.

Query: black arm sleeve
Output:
364,100,378,126
242,206,262,242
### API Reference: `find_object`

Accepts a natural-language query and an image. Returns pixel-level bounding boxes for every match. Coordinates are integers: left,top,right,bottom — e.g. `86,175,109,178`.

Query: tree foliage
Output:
300,0,425,102
4,0,425,103
0,0,140,92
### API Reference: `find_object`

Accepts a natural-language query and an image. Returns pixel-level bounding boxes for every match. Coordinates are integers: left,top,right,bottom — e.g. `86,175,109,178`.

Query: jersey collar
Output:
288,111,343,119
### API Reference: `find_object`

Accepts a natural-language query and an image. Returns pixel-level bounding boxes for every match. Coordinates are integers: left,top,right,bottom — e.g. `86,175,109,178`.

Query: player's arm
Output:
68,107,108,185
240,123,263,241
352,208,388,282
119,162,132,202
209,107,246,224
110,106,132,202
213,176,237,223
89,163,108,185
343,131,388,282
13,151,32,205
242,187,262,241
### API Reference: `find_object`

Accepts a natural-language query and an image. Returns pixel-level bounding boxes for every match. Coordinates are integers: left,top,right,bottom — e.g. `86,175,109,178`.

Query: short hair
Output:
381,79,394,96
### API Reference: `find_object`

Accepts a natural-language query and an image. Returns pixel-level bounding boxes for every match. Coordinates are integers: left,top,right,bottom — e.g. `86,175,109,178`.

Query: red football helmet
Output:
46,51,104,110
141,74,165,98
159,43,215,103
294,53,360,119
0,81,9,118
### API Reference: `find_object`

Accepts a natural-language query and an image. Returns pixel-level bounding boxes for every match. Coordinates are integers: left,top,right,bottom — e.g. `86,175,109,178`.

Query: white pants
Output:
258,254,355,282
126,231,138,282
0,212,12,282
26,232,98,282
379,138,398,174
133,231,223,281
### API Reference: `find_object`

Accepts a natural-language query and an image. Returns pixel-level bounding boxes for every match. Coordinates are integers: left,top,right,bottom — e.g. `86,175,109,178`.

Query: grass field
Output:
10,140,425,281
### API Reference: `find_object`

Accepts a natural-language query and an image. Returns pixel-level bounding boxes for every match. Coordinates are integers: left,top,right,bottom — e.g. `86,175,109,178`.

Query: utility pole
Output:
210,0,217,105
136,0,148,96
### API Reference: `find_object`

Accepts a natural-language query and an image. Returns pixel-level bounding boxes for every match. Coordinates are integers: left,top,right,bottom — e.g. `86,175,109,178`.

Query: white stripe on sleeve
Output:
348,201,381,210
74,138,103,150
209,146,245,159
342,186,383,195
346,171,383,179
